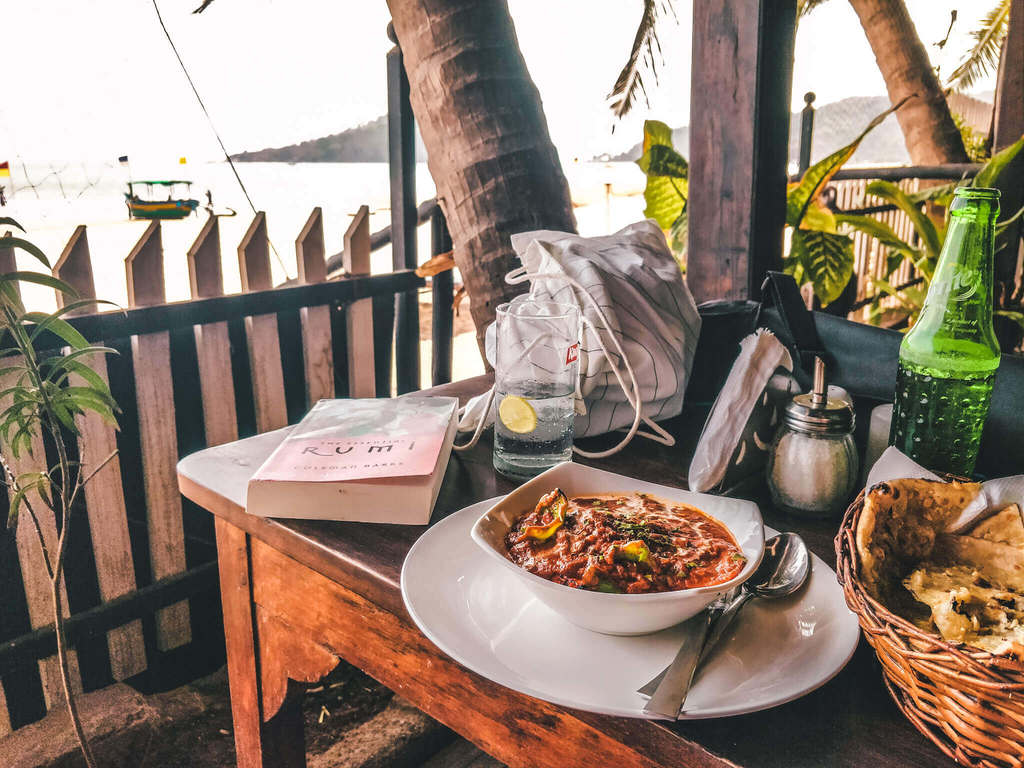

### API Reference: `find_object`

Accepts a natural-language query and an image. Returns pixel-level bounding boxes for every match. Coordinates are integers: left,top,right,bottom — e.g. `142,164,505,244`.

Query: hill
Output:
610,94,992,166
231,116,427,163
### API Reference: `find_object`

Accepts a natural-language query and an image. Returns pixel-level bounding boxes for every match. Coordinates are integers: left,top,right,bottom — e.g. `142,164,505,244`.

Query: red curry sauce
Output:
505,490,746,594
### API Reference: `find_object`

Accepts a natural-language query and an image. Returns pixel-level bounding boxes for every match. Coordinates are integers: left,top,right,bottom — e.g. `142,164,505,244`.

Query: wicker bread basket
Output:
836,482,1024,768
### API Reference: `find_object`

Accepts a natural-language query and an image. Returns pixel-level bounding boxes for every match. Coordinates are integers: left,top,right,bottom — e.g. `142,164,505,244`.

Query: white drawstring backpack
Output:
457,219,701,458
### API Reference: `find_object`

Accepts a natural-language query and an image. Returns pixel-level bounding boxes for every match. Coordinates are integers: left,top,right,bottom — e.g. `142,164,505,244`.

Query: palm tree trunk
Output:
848,0,969,164
387,0,577,349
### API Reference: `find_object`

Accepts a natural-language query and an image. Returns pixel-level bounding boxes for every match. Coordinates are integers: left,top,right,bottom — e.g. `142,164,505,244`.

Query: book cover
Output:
253,397,457,482
246,396,459,523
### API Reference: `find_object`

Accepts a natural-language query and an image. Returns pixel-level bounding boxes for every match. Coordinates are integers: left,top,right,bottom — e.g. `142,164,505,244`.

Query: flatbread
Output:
969,504,1024,547
904,563,1024,653
856,478,981,599
932,534,1024,591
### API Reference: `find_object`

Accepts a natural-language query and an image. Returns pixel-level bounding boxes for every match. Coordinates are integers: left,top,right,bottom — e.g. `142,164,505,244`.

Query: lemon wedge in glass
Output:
498,395,537,434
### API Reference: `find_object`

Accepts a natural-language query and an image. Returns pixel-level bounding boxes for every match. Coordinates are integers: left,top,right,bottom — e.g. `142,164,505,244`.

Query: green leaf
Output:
996,203,1024,236
786,99,905,227
790,229,854,307
0,238,51,270
637,144,688,178
834,213,921,276
0,271,78,298
640,119,674,150
637,119,689,234
906,181,959,207
973,132,1024,189
669,210,687,266
873,277,925,314
801,201,837,233
22,313,91,350
783,251,806,287
643,175,687,231
8,486,26,529
996,310,1024,331
0,218,26,232
0,281,25,315
865,180,942,266
52,402,81,435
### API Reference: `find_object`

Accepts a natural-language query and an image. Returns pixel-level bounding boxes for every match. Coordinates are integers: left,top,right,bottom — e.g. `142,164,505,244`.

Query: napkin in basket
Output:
866,446,1024,532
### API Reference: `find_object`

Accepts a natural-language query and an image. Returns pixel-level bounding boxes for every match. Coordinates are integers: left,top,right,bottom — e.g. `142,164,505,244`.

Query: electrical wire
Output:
150,0,290,278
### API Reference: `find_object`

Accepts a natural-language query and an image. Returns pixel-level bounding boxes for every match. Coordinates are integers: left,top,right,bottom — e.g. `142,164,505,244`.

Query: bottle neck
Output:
919,202,996,322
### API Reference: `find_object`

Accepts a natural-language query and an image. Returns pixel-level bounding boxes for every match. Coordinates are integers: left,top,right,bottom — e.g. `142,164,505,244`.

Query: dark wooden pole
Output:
430,208,454,386
798,92,816,174
687,0,798,303
387,23,420,394
992,0,1024,315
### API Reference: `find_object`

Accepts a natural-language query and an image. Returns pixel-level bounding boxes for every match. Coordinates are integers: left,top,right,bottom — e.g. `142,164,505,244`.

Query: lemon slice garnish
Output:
498,395,537,434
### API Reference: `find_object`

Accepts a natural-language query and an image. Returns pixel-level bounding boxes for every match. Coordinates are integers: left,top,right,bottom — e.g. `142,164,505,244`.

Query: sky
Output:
0,0,1000,165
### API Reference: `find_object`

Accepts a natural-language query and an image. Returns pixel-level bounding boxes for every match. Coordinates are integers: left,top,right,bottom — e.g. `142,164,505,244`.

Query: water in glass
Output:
492,300,580,480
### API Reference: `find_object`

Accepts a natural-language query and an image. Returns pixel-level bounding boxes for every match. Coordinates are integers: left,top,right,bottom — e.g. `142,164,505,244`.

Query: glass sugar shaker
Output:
767,357,858,517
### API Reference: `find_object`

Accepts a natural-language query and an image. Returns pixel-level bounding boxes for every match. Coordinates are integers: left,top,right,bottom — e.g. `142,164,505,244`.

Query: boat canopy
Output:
130,180,192,186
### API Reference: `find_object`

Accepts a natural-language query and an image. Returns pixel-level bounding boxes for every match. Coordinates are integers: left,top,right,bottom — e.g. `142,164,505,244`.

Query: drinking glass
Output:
493,299,581,480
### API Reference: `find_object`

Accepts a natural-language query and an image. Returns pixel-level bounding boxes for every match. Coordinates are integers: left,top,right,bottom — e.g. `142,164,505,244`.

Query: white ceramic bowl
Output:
470,462,764,636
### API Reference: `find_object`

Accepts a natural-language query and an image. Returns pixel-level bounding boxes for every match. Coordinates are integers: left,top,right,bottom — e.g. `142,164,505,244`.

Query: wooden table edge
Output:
176,470,741,768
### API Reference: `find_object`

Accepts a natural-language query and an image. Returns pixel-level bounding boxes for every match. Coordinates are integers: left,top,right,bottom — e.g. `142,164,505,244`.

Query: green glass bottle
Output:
890,187,1001,476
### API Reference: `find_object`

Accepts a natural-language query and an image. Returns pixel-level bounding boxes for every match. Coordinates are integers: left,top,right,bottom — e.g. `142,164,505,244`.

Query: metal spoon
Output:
639,533,810,716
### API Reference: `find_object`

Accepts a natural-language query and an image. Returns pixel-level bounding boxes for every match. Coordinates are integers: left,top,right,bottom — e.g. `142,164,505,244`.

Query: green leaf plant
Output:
637,100,903,303
0,219,120,768
837,133,1024,336
636,119,688,269
636,100,1024,339
782,98,907,307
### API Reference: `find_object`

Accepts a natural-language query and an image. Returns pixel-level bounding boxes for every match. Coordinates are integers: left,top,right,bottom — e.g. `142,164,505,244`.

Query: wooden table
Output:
177,375,958,768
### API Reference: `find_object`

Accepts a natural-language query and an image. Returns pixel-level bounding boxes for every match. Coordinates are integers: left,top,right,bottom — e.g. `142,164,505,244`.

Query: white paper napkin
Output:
688,329,793,492
865,446,1024,532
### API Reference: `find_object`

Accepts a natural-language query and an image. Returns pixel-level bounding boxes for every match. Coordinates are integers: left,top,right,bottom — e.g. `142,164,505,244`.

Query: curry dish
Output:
505,489,746,594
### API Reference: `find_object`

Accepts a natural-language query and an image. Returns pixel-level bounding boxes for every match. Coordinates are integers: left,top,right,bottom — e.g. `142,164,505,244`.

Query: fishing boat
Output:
125,180,200,220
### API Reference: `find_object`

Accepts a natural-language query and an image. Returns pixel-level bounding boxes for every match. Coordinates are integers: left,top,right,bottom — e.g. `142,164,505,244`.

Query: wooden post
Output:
238,212,288,432
125,221,166,307
295,207,334,404
53,224,148,679
343,206,376,398
798,92,816,175
73,362,147,680
125,221,191,651
993,0,1024,311
53,225,96,312
188,214,239,447
388,26,420,394
687,0,797,303
430,207,453,386
187,214,223,299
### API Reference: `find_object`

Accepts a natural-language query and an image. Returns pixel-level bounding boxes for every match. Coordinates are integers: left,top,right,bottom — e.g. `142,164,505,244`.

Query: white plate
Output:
401,497,861,719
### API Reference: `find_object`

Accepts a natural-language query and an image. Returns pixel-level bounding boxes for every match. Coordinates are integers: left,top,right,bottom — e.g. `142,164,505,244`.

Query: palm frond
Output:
608,1,677,121
947,0,1011,92
798,0,830,18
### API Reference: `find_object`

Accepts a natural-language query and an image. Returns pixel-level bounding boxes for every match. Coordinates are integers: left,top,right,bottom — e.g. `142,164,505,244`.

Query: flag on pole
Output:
118,155,129,165
0,161,9,178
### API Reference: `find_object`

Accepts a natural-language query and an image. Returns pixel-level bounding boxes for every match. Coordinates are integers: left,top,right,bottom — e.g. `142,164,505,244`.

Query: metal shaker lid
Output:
782,357,854,435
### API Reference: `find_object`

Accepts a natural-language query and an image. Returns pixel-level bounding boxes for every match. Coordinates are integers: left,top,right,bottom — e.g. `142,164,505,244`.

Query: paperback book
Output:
246,397,459,523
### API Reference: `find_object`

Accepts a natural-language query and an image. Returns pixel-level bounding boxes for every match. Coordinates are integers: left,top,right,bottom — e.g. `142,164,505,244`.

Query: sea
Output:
2,160,647,383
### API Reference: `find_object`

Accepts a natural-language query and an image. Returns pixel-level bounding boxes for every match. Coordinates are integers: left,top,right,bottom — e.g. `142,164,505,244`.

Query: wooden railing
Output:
0,21,455,733
0,209,434,734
